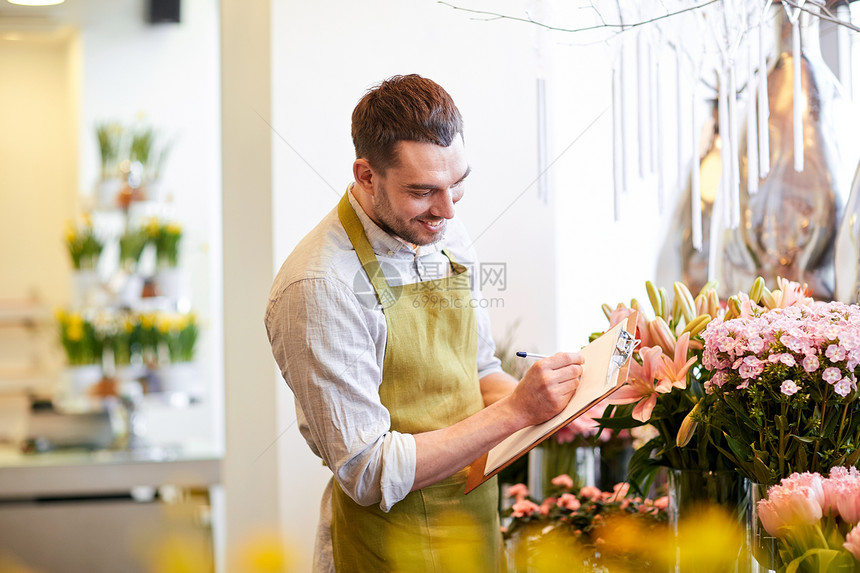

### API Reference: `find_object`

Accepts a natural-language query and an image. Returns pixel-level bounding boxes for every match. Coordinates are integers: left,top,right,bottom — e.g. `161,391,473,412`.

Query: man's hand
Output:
410,351,584,492
507,352,584,427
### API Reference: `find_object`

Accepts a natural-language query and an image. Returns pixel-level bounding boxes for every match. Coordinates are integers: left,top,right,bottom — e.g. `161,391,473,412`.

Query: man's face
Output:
370,138,469,246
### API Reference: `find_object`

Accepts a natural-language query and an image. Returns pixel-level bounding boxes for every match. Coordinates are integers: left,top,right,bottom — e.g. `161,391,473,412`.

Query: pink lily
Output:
657,332,697,390
608,346,671,422
609,303,652,348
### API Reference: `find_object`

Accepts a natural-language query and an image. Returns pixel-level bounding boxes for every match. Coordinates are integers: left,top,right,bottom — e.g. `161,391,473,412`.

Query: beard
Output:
372,184,447,246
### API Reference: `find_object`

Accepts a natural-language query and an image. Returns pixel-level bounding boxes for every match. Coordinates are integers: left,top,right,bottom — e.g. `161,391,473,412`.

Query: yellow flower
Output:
156,315,173,334
64,223,78,243
144,218,161,238
66,324,84,342
164,222,182,236
140,313,156,329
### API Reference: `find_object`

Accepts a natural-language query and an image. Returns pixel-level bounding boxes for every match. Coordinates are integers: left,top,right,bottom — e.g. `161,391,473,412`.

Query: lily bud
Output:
761,287,777,310
748,277,765,305
676,411,698,448
682,314,712,338
674,282,696,323
707,290,720,318
630,298,641,312
724,296,742,320
672,295,683,326
697,280,718,298
646,281,662,319
602,303,613,321
649,316,676,355
694,293,707,316
658,287,669,321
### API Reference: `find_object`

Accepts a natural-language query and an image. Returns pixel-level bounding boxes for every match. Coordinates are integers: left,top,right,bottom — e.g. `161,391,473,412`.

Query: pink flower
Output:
822,367,842,385
846,526,860,560
835,480,860,524
835,379,853,397
511,499,540,518
506,483,529,501
609,304,651,348
606,482,630,502
757,473,826,537
551,474,574,490
657,332,697,389
653,496,669,510
539,497,556,516
557,493,581,511
826,344,847,362
579,486,602,501
780,380,800,396
779,353,796,367
607,346,670,422
802,354,820,373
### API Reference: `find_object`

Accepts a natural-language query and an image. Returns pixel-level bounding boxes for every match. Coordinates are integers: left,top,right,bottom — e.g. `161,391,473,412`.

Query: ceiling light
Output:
7,0,65,6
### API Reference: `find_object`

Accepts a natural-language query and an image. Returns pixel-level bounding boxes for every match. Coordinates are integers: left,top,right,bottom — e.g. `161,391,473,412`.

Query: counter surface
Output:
0,444,222,497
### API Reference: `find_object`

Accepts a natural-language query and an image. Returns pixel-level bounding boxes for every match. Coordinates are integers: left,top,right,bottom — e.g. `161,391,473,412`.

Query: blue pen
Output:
515,351,549,359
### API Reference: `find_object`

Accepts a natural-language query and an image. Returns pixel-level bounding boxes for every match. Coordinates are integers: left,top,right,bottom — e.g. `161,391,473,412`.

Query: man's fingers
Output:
540,351,584,369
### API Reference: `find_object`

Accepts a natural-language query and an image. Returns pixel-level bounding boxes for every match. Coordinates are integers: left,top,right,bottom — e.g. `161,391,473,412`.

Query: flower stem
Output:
779,402,786,478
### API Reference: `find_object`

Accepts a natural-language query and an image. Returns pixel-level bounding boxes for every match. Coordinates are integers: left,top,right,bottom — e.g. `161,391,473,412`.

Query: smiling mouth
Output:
420,219,445,231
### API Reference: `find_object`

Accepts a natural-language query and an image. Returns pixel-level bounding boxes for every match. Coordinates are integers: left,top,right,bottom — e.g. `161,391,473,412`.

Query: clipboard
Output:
465,313,638,494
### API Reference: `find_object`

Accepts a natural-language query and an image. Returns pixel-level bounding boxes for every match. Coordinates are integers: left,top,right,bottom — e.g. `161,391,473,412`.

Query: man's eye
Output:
414,191,432,198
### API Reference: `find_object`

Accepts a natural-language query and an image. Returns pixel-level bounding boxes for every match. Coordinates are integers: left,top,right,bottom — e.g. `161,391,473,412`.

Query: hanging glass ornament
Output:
720,1,849,300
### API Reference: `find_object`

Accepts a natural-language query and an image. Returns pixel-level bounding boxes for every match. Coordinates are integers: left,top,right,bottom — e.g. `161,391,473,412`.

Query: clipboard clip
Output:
607,329,639,385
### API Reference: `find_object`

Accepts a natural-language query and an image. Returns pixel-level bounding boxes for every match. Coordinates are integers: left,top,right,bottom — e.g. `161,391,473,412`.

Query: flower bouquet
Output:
56,309,103,366
145,219,183,269
95,122,122,181
156,311,198,364
755,467,860,572
64,217,103,271
700,282,860,485
596,280,737,497
502,477,668,571
119,227,148,272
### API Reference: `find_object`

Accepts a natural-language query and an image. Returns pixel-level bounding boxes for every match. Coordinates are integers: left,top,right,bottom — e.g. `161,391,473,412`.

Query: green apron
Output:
331,193,501,573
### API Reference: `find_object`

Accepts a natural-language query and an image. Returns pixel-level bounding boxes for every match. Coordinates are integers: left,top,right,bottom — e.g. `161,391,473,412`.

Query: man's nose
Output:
430,189,456,219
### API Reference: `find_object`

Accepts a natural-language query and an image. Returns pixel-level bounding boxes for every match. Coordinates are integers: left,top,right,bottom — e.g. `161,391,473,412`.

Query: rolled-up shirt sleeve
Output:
265,276,415,512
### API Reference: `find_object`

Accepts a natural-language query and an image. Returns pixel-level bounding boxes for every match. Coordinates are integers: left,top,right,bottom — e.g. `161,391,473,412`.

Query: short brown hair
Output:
351,75,464,172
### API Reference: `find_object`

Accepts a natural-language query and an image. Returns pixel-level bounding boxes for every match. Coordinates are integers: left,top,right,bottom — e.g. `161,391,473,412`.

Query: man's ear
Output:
353,159,376,196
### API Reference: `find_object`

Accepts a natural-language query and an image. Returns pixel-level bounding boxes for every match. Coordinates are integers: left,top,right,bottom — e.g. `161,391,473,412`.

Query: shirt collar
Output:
347,185,445,257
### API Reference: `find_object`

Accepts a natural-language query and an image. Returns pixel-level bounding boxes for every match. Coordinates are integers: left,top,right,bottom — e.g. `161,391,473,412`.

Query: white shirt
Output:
264,189,503,570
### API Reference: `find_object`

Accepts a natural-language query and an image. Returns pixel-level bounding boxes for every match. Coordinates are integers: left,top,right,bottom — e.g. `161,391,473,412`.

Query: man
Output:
265,74,583,572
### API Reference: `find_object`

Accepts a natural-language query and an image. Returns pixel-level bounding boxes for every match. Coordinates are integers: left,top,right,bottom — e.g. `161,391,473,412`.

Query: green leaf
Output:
593,415,645,431
752,452,772,484
627,436,663,496
789,434,816,444
784,547,849,573
724,432,752,460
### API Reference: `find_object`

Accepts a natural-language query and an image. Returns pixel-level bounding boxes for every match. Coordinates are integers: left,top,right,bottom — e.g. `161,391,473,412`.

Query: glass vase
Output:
744,480,781,573
540,438,598,495
667,469,743,572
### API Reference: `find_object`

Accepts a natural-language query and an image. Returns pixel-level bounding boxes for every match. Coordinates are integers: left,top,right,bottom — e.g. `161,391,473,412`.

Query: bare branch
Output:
783,0,860,33
437,0,722,34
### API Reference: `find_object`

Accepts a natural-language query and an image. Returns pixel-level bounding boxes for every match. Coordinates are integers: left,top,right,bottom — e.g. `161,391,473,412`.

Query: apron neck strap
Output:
338,192,392,295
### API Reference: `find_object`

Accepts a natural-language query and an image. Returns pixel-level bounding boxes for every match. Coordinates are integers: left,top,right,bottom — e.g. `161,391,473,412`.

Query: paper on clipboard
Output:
465,314,638,493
